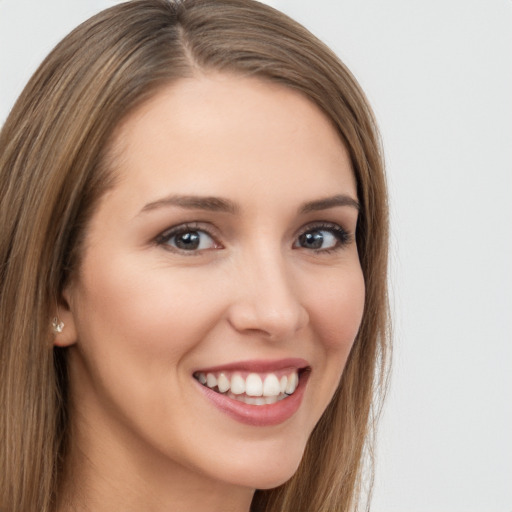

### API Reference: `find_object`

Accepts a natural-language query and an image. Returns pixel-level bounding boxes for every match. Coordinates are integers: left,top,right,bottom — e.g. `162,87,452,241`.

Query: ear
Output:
52,285,79,347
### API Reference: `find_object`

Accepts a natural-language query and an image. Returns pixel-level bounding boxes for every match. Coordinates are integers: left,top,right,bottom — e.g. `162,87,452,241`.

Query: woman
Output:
0,0,390,511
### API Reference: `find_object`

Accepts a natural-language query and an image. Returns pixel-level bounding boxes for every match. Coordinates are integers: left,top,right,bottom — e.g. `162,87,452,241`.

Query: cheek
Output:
308,267,365,352
71,254,225,374
302,265,365,415
68,255,231,449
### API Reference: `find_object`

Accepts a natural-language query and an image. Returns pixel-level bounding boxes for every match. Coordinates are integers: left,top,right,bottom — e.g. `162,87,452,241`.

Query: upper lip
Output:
193,357,310,374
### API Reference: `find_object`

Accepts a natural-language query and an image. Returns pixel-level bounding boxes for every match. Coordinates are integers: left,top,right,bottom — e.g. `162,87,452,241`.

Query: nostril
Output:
225,262,309,339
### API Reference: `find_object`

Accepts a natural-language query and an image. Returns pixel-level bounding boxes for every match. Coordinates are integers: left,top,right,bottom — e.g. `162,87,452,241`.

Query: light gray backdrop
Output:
1,1,511,511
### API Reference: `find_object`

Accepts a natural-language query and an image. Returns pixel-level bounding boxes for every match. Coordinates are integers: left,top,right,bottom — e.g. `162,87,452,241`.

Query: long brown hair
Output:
0,1,390,510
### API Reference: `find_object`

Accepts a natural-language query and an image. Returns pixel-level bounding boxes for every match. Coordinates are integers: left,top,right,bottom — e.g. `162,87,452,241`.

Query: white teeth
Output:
244,396,267,405
217,373,230,393
230,373,245,395
285,371,298,394
226,390,288,406
263,374,281,397
195,369,302,400
280,375,288,393
206,373,217,389
245,373,263,397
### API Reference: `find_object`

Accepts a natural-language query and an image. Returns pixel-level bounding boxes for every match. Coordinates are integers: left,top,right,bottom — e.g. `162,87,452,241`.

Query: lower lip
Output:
195,371,310,427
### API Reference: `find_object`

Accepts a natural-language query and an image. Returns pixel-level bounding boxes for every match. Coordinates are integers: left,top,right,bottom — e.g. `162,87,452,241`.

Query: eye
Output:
156,224,220,252
294,223,351,252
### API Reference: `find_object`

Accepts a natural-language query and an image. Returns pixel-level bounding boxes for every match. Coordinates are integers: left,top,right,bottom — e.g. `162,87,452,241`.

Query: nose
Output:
226,249,309,341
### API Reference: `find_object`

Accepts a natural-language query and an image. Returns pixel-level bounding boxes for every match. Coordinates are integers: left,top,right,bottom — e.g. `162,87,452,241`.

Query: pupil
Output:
301,231,323,249
176,231,200,250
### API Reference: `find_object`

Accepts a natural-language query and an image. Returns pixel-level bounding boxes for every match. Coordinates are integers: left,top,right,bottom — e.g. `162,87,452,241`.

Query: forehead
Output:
106,73,356,208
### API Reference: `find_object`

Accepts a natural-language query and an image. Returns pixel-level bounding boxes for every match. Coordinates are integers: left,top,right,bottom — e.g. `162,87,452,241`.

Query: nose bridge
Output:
228,244,308,339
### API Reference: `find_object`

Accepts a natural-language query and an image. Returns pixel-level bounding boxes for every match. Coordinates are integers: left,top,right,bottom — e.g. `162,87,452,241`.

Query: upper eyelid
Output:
158,221,216,236
155,222,220,244
296,220,351,236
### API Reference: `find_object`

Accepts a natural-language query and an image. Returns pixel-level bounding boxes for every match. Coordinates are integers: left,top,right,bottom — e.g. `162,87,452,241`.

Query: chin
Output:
229,464,301,491
252,468,300,490
212,435,308,490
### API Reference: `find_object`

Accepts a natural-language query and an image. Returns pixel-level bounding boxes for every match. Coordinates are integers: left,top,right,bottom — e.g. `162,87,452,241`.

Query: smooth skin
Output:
55,74,365,512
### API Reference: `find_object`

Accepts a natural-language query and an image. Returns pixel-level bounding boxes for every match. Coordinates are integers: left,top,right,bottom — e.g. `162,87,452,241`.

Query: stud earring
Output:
52,317,64,334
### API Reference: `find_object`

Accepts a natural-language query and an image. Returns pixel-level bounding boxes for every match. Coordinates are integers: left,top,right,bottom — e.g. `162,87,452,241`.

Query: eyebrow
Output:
140,195,239,215
139,193,359,216
299,194,360,213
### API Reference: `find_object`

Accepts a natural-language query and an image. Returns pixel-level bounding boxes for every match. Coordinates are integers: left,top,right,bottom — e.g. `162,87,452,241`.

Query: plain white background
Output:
1,1,511,511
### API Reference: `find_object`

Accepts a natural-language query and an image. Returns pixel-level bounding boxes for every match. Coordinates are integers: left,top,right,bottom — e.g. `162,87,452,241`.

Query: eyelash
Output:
155,222,220,255
296,222,352,254
155,221,352,255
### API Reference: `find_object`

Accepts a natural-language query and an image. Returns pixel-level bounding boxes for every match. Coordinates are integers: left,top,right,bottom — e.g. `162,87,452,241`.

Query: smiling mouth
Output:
193,368,305,406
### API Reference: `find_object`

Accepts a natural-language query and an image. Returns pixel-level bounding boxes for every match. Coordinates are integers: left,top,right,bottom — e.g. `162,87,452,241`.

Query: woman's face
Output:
59,74,365,498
